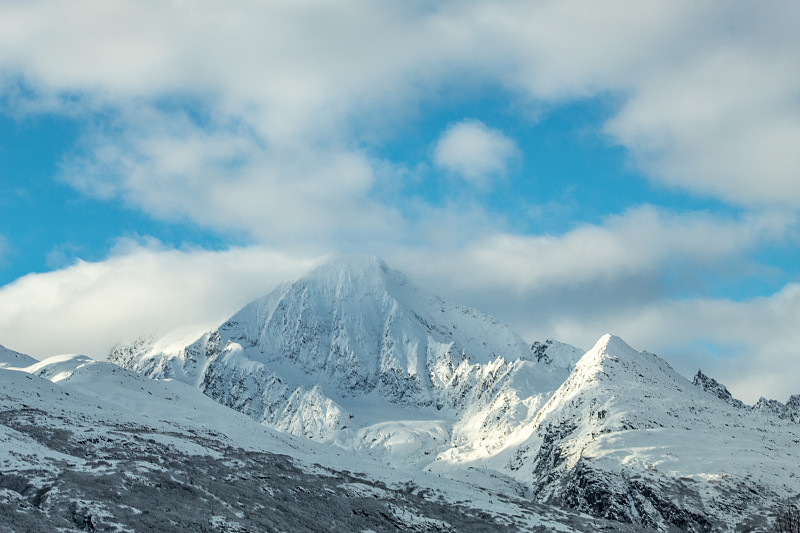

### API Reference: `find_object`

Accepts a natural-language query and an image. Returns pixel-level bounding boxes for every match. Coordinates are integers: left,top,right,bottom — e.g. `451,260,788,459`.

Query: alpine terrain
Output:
2,254,798,532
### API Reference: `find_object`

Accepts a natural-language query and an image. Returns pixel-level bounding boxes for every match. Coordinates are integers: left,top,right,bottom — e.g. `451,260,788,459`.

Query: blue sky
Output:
0,113,232,279
1,1,799,403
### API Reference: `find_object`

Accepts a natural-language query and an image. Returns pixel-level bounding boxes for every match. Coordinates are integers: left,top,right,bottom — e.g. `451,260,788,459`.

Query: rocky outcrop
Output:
691,370,746,409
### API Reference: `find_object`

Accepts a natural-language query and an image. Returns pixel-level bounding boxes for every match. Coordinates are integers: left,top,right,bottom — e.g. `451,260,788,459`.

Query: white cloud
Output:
445,1,800,206
0,1,454,140
0,243,314,359
59,109,402,246
433,120,519,186
44,242,85,270
604,44,800,206
390,206,794,294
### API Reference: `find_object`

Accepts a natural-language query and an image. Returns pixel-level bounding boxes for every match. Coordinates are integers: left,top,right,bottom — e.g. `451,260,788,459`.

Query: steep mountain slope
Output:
497,335,800,532
0,353,641,533
111,254,573,464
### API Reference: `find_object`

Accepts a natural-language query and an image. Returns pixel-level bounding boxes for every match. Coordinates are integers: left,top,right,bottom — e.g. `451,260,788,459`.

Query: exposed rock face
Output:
691,370,746,409
531,339,584,369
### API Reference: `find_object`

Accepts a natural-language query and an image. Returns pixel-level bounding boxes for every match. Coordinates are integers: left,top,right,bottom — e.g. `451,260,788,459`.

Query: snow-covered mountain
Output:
108,254,800,532
694,368,800,422
494,334,800,531
752,394,800,423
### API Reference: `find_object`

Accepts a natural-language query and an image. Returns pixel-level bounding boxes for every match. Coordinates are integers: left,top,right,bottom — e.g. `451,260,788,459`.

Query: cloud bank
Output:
0,243,313,358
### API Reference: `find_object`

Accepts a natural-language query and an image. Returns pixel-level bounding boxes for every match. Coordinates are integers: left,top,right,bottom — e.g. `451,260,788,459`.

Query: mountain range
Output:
2,254,799,532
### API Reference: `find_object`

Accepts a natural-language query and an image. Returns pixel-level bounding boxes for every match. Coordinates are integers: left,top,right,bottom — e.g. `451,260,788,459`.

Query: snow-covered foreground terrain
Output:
1,351,645,532
4,254,799,531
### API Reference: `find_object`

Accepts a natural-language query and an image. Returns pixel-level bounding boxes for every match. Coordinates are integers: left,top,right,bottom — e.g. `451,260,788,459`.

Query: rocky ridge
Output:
693,369,800,423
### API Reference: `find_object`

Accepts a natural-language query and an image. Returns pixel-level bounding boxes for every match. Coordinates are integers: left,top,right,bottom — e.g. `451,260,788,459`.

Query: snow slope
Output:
1,353,634,532
0,343,37,369
497,335,800,532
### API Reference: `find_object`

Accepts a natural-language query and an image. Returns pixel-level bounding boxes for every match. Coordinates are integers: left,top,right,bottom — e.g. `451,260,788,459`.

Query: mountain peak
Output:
569,333,683,389
531,338,584,369
297,253,406,298
308,252,390,279
25,353,95,382
114,253,537,440
752,395,800,423
586,333,638,362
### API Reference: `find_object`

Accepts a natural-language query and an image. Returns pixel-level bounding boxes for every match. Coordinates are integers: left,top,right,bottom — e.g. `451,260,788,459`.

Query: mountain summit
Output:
111,254,568,447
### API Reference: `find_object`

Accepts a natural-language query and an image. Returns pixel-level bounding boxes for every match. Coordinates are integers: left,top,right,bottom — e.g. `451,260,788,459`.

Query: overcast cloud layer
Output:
1,1,799,403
